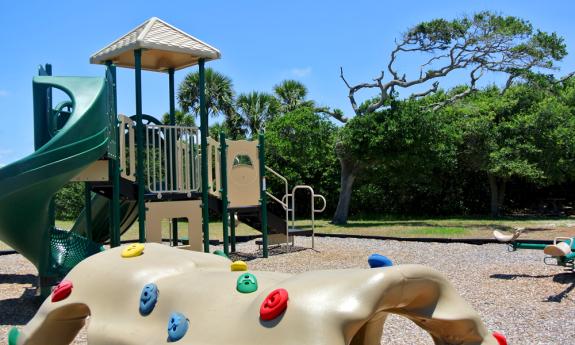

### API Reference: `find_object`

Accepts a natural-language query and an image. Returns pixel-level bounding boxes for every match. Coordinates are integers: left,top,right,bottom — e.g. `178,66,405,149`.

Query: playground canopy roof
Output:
90,17,221,72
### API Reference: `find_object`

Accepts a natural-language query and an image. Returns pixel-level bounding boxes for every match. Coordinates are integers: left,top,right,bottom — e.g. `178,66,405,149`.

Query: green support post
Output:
84,183,92,241
45,64,56,234
219,132,229,255
134,49,146,243
106,61,121,247
169,68,178,246
34,63,55,298
230,211,236,252
199,59,210,252
258,133,268,258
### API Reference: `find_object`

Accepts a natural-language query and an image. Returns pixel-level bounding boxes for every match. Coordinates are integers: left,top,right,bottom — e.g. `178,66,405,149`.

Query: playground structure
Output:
0,17,325,297
494,229,575,271
0,17,512,345
9,243,506,345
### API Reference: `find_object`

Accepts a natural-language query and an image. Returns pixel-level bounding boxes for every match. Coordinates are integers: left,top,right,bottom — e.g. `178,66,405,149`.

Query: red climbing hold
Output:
492,331,507,345
51,280,73,302
260,288,289,321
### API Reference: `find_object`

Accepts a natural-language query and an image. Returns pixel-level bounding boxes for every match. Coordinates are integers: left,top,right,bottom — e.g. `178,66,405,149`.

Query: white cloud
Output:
0,90,8,97
290,67,312,78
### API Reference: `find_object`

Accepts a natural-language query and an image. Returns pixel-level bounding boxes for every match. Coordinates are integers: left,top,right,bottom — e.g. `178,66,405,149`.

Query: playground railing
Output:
144,123,200,197
265,166,290,244
118,115,136,181
265,166,326,249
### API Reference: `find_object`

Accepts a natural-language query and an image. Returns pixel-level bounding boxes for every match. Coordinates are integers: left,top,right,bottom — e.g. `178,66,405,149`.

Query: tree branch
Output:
410,81,440,99
430,66,484,110
316,106,348,123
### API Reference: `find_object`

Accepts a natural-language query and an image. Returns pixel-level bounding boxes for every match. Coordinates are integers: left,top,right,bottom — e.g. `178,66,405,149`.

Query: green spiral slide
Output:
0,75,111,290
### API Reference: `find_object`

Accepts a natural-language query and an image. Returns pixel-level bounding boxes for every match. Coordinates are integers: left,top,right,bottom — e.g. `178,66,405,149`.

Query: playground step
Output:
288,228,313,235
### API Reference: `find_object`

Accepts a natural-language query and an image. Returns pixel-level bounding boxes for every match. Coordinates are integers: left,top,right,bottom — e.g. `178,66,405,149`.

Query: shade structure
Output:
90,17,221,72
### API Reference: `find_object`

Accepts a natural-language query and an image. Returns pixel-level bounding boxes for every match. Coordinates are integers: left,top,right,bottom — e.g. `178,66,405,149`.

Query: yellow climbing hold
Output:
231,260,248,271
121,243,145,258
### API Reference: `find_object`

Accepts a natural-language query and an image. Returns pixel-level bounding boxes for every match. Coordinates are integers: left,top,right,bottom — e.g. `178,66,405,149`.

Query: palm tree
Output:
236,92,280,136
177,68,235,119
161,109,195,126
273,80,314,112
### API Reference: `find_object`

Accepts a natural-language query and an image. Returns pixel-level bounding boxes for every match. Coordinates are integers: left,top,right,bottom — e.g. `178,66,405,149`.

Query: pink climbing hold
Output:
492,331,507,345
52,280,73,302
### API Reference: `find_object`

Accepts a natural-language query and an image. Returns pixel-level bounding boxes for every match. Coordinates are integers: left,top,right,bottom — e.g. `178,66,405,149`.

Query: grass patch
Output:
405,227,468,236
0,216,572,252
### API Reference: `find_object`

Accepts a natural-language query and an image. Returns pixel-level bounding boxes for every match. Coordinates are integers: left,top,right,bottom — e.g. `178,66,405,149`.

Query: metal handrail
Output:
314,194,327,213
265,166,290,247
263,166,326,250
289,185,322,249
265,166,289,203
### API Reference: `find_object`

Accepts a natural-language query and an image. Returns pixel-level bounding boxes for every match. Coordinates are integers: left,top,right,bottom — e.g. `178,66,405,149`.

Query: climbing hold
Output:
139,283,159,316
8,327,19,345
231,260,248,271
236,273,258,293
368,254,393,268
492,332,507,345
213,250,229,259
51,280,73,302
167,312,189,342
260,288,289,321
121,243,145,258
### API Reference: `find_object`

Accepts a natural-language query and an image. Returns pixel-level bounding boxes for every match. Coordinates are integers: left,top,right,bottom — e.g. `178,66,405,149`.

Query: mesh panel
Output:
49,228,104,277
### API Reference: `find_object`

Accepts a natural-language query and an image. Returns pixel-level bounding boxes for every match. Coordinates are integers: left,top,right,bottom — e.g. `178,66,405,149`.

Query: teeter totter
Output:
493,229,575,271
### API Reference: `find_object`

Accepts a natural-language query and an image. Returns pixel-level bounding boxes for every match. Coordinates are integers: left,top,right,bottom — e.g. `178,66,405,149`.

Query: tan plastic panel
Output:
227,140,260,208
17,244,499,345
70,161,109,182
144,200,202,251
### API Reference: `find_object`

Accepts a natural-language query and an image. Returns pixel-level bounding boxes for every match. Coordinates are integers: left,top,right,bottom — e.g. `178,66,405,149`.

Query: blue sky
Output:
1,0,574,165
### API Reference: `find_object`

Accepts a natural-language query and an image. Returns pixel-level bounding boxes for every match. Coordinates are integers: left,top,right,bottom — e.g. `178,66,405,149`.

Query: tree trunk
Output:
497,179,507,211
488,174,498,217
332,158,358,225
488,174,506,217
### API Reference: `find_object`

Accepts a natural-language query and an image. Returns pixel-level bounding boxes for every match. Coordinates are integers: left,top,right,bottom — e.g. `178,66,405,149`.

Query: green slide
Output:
72,195,138,244
0,75,111,286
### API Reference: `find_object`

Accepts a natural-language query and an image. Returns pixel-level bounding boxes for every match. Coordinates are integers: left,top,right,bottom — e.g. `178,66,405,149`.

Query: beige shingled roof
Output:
90,17,221,72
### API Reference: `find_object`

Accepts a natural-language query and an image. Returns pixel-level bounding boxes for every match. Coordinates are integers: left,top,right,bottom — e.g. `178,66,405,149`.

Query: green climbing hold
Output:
8,327,19,345
236,272,258,293
213,250,229,259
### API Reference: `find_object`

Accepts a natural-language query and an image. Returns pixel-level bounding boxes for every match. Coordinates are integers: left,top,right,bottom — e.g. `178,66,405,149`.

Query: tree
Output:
329,11,568,224
273,80,314,113
449,80,575,216
265,107,340,214
161,109,195,126
236,91,280,137
177,68,235,119
337,98,459,219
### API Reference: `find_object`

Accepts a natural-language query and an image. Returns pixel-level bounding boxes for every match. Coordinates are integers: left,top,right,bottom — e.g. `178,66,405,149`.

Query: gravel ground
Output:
1,237,574,344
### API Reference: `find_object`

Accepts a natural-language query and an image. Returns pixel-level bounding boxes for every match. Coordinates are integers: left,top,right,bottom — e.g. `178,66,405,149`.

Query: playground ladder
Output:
266,167,326,249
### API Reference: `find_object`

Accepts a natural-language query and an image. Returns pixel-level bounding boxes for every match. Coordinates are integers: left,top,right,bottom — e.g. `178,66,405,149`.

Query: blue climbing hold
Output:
139,283,159,316
167,312,189,342
368,254,393,268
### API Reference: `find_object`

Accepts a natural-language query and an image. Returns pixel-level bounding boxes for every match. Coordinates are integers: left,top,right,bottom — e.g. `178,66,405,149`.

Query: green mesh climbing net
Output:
49,228,104,277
